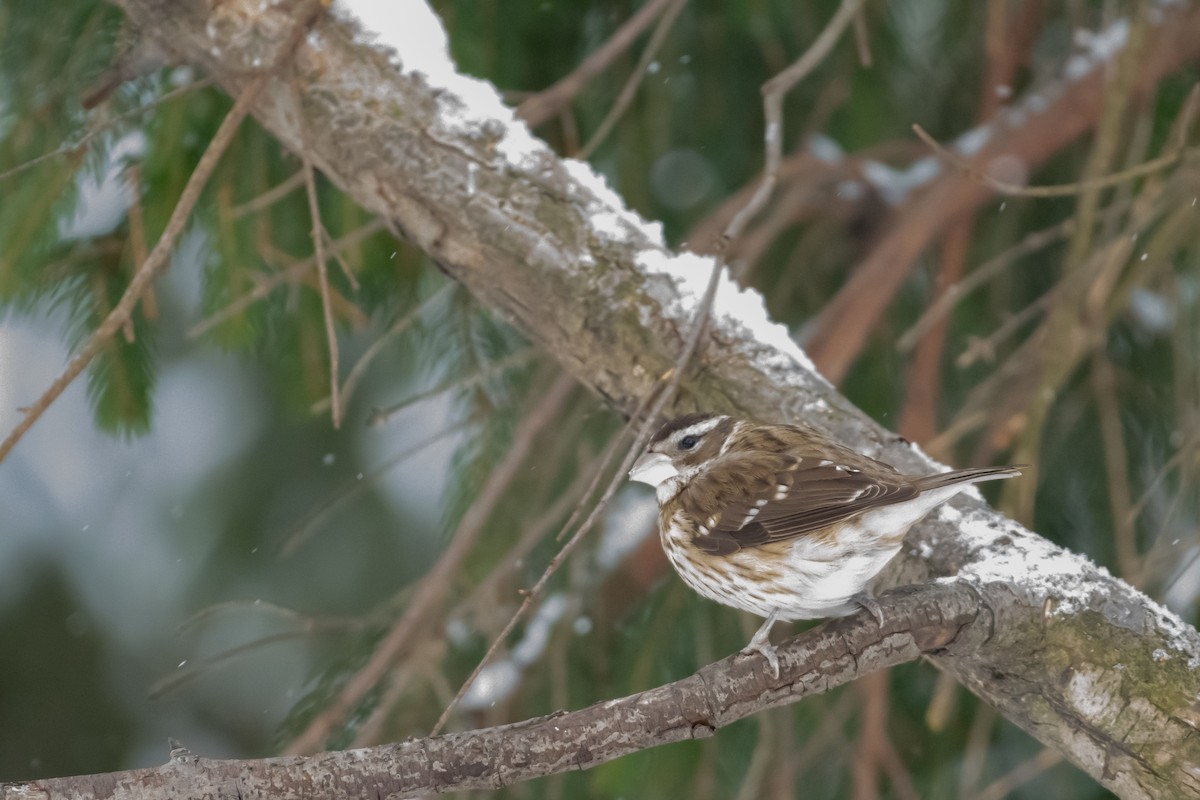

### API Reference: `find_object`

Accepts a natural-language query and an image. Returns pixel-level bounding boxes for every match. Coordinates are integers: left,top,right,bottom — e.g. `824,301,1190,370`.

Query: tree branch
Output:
2,584,983,798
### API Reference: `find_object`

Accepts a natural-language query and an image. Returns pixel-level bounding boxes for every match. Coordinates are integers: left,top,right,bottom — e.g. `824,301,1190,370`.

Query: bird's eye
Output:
679,435,698,450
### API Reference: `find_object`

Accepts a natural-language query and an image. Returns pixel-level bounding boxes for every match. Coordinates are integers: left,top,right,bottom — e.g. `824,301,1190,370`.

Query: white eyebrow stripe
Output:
677,415,727,440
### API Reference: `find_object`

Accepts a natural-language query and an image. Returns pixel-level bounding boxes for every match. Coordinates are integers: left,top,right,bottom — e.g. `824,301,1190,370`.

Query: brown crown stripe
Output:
650,412,718,445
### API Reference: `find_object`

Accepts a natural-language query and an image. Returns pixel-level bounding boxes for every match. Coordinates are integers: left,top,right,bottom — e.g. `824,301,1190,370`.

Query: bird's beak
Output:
628,452,678,487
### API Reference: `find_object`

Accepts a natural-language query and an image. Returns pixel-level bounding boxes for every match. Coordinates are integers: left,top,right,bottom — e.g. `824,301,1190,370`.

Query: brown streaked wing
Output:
679,454,918,555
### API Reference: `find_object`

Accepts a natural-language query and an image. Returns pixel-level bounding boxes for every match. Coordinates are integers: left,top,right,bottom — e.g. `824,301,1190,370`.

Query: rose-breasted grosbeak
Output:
629,412,1023,678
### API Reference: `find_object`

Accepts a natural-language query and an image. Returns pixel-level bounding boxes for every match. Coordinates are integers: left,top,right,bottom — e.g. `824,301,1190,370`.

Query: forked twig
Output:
516,0,681,127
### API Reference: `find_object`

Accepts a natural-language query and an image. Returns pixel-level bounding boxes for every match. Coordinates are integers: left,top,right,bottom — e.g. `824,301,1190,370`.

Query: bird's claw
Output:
741,640,780,679
852,592,884,625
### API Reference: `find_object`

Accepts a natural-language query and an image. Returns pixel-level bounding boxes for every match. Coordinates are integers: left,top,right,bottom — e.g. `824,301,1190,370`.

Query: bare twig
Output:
309,282,454,415
579,0,688,159
516,0,680,127
726,0,865,247
912,122,1193,198
806,14,1200,384
975,748,1063,800
429,370,674,735
0,77,214,185
364,348,536,427
186,218,386,339
293,78,344,428
231,170,305,219
894,202,1131,353
430,0,868,737
278,422,460,556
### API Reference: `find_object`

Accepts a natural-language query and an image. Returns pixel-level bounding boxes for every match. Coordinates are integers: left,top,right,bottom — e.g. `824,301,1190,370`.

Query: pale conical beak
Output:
628,452,679,487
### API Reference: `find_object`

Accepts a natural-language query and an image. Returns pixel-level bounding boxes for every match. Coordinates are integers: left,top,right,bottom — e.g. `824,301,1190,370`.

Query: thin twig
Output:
293,78,343,429
429,0,865,737
186,218,386,339
324,229,361,290
974,748,1062,800
278,422,461,556
231,170,306,219
579,0,688,158
429,371,674,735
0,78,214,185
126,165,157,321
853,3,872,67
453,461,598,622
912,122,1194,198
309,282,454,415
516,0,680,127
1091,350,1138,583
895,200,1134,353
364,348,536,427
0,74,269,464
726,0,864,245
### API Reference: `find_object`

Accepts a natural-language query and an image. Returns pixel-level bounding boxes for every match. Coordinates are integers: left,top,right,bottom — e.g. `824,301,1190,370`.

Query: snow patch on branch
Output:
636,249,818,376
556,156,821,381
561,159,666,246
938,505,1200,659
334,1,821,385
332,0,543,167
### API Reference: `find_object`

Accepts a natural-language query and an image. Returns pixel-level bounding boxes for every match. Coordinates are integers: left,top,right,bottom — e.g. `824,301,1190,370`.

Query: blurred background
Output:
1,0,1199,797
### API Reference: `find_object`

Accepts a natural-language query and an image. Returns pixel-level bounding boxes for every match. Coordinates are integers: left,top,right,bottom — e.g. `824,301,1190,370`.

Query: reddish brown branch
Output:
805,6,1200,384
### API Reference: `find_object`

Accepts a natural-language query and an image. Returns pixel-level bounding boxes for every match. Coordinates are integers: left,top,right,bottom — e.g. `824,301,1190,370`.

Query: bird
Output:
628,412,1023,678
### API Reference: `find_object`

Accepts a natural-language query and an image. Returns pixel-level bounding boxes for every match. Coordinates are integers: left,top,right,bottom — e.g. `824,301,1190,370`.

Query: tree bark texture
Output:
9,1,1200,798
1,584,984,798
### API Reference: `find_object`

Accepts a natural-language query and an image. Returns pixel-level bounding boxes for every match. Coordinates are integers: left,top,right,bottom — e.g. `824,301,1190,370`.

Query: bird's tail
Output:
913,465,1026,491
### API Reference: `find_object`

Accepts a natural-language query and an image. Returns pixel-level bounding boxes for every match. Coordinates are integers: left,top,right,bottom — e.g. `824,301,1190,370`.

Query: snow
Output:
954,125,991,157
331,0,543,168
331,1,824,387
1065,667,1121,723
60,131,147,240
861,156,941,206
940,505,1090,588
807,133,845,164
932,504,1200,659
635,249,817,375
1064,19,1130,81
561,159,665,246
459,593,569,710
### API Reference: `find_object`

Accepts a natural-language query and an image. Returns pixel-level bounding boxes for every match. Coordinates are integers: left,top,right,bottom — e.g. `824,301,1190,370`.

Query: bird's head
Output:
628,412,733,488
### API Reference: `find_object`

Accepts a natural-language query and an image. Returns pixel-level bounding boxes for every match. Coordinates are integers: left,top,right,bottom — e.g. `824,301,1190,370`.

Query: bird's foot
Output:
851,592,884,625
740,639,780,680
741,609,782,678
